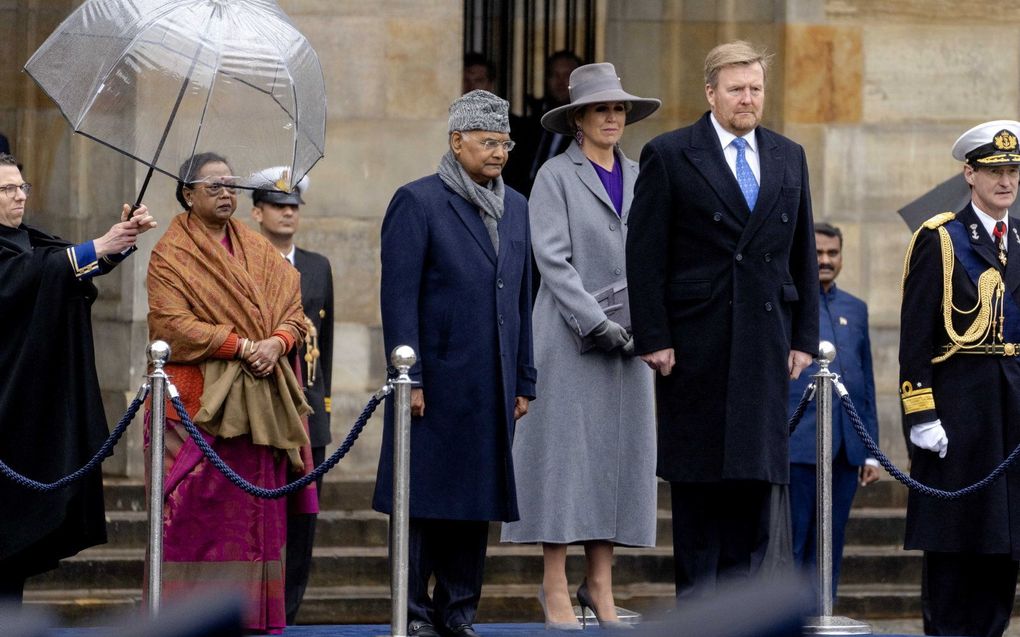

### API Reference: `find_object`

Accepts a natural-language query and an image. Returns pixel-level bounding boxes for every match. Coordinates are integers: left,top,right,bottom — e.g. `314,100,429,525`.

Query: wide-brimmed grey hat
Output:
540,62,660,135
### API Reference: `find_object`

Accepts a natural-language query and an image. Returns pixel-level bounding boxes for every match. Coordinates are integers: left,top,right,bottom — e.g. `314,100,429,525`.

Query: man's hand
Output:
788,349,813,379
859,463,881,486
94,204,157,258
513,396,530,421
910,420,948,458
410,388,425,418
640,348,675,376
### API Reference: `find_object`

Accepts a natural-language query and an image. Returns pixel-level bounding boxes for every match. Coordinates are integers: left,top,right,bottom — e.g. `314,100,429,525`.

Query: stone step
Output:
102,478,681,514
838,546,922,586
23,581,930,627
27,545,678,591
101,509,681,550
28,543,921,594
844,507,907,546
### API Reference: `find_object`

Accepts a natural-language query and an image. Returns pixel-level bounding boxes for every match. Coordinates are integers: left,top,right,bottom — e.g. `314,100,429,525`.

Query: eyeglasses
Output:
188,176,240,196
0,183,31,198
462,134,515,152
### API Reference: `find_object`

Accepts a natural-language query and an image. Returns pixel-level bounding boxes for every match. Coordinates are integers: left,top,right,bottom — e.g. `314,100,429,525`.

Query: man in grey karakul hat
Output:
372,89,536,637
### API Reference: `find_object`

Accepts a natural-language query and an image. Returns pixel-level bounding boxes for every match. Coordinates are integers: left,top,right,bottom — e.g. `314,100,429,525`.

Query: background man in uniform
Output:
251,168,333,625
626,40,818,600
788,222,880,599
0,152,155,601
900,120,1020,637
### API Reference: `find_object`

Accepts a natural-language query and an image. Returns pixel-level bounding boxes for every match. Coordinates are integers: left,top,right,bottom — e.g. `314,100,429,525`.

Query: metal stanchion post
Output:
804,341,871,635
389,345,416,637
146,340,171,615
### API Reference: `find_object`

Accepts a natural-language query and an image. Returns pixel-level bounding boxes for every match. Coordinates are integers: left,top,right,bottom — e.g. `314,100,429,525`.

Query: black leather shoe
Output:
447,624,481,637
409,620,442,637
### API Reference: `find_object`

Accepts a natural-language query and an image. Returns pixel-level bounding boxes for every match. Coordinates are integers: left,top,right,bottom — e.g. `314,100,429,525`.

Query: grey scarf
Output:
438,150,504,253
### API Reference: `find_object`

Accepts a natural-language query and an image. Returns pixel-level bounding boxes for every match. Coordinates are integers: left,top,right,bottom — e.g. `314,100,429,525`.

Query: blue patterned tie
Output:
732,137,758,211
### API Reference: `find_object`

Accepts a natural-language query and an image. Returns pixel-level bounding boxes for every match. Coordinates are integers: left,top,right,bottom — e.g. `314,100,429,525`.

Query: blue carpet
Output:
52,625,922,637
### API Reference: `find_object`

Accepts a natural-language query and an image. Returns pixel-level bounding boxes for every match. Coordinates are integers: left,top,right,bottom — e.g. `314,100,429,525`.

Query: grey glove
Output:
590,319,631,352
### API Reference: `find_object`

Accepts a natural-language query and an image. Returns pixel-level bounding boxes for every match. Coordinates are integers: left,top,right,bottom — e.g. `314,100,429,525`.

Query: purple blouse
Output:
590,157,624,216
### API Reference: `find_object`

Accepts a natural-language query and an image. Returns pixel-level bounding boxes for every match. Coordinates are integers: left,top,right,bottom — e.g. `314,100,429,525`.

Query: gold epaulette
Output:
921,211,956,229
900,381,935,415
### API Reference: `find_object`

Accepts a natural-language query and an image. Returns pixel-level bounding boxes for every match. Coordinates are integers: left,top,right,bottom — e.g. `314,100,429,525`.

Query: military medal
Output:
994,221,1007,266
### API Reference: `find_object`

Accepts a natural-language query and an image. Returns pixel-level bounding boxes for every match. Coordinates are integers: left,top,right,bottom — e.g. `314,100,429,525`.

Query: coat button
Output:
735,253,743,262
765,302,773,311
713,212,722,222
781,213,789,223
497,278,504,289
498,314,504,325
614,267,622,275
763,253,772,262
609,223,617,231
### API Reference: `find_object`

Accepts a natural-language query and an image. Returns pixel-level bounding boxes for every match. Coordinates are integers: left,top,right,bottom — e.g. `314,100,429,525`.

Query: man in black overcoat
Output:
899,120,1020,637
626,41,818,600
0,152,155,601
251,167,334,624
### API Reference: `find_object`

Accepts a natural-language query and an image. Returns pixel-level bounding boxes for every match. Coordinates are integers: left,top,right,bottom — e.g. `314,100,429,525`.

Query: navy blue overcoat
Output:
372,174,537,521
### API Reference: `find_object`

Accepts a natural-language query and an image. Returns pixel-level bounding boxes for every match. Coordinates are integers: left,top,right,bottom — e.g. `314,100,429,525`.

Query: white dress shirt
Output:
709,112,760,184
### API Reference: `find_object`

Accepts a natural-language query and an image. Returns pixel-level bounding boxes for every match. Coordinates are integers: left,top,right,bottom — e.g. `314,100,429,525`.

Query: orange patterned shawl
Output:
147,212,310,466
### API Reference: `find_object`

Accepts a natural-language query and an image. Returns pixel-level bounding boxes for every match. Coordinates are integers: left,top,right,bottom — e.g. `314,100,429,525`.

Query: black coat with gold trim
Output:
900,205,1020,556
294,246,333,448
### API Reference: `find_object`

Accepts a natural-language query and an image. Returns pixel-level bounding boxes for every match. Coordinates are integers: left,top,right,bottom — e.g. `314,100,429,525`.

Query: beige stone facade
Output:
2,0,1015,479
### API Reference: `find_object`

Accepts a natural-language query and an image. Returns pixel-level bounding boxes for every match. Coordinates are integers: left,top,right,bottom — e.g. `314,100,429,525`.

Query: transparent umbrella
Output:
24,0,326,208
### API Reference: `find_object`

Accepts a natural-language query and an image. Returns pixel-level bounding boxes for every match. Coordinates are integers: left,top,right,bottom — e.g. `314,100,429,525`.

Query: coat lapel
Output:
449,190,497,264
1006,214,1020,296
621,151,637,220
569,143,617,216
958,205,1002,273
683,114,749,224
737,127,783,250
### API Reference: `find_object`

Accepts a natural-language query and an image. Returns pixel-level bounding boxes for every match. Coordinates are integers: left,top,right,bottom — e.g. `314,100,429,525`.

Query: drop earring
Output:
574,128,584,147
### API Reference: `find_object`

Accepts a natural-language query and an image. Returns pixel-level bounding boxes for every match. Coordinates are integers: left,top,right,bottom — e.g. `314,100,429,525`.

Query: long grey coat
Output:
501,142,656,546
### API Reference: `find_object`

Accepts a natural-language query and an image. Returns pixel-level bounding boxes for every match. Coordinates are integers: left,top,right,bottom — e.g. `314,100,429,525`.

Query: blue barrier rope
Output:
0,384,150,491
168,382,390,499
836,380,1020,500
788,382,815,435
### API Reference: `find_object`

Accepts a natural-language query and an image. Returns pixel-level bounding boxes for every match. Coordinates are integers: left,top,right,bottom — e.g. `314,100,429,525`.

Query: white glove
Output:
910,420,948,458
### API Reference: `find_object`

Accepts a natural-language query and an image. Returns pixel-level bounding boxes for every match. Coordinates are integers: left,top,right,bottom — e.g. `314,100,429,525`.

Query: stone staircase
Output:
25,477,917,626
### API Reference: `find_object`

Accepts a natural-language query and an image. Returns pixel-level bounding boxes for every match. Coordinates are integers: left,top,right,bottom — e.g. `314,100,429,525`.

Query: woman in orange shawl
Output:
146,152,315,634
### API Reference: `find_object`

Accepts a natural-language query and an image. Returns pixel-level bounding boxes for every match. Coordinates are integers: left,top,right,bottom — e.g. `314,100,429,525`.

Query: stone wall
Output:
4,0,1017,478
603,0,1020,468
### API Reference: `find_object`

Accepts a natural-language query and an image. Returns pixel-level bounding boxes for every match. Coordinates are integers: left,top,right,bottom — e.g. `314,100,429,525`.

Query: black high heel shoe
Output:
576,578,632,630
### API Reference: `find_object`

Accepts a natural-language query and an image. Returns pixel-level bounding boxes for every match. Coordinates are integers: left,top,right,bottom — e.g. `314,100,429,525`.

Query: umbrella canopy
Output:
24,0,325,203
897,173,970,231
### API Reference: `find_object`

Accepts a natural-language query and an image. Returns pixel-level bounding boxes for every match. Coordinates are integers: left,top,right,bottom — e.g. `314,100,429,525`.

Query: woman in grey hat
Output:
500,63,660,630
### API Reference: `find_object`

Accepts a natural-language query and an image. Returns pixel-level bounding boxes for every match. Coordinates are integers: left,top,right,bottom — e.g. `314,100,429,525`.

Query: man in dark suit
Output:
250,167,333,625
374,90,535,637
899,120,1020,637
626,40,818,600
787,222,880,598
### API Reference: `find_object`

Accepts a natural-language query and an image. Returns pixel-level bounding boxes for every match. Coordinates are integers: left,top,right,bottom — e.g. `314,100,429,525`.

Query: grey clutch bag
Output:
576,279,630,353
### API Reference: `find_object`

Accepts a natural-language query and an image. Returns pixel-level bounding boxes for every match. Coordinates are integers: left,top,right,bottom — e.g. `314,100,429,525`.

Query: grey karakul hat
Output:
951,120,1020,167
541,62,661,135
448,89,510,133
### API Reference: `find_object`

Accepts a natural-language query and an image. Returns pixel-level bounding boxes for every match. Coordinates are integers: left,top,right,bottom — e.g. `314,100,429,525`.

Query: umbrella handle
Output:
131,165,155,213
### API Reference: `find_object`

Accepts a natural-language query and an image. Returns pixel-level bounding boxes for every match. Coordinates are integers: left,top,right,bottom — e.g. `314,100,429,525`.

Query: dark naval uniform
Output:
900,206,1020,637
